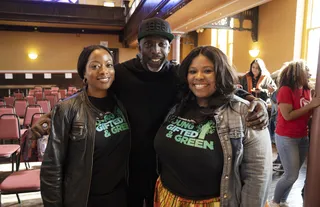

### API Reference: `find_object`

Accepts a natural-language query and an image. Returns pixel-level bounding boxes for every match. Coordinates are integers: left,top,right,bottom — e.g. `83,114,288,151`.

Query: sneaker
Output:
280,201,289,207
274,164,284,172
273,158,281,165
269,201,280,207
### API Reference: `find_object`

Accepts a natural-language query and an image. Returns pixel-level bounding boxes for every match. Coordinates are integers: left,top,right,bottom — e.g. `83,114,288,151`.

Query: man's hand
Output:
31,112,52,139
246,99,268,130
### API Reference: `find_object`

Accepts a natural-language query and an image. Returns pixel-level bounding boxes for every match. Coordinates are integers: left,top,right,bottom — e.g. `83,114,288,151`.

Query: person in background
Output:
40,45,130,207
270,60,320,207
240,58,277,101
154,46,272,207
33,17,269,207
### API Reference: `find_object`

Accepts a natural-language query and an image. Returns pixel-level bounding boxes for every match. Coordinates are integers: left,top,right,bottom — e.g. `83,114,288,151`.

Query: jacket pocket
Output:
70,122,86,151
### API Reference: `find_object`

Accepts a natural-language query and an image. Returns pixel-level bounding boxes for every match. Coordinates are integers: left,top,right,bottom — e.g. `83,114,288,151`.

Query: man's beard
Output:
140,57,166,72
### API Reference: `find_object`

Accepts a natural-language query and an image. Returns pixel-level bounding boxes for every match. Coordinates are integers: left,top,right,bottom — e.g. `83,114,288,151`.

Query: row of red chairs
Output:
0,86,78,205
0,112,42,205
2,97,52,117
0,105,44,128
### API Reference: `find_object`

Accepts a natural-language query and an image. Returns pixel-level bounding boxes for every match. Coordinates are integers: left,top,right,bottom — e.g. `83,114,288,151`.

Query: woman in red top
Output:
270,60,320,207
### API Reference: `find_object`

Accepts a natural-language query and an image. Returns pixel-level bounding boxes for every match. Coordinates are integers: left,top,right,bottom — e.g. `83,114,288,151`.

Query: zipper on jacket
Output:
85,114,96,207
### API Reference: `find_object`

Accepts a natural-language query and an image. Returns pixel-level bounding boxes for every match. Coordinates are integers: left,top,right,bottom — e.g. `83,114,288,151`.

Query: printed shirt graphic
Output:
95,107,129,139
165,117,216,150
154,115,223,200
276,86,311,138
90,106,130,196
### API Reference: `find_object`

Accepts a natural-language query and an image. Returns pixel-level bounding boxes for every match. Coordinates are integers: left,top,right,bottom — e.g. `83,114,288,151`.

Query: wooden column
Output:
304,40,320,206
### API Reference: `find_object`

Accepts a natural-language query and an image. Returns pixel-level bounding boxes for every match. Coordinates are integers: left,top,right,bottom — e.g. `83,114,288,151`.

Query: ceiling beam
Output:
123,0,192,47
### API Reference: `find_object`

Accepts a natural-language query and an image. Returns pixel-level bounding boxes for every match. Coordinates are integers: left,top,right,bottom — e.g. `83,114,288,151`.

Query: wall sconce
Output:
249,49,260,58
196,28,204,33
28,53,38,60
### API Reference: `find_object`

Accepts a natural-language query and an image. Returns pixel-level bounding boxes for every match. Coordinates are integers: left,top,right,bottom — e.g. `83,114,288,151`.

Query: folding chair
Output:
14,99,28,118
45,94,57,110
22,105,43,128
4,97,14,107
13,92,24,99
0,99,5,106
28,89,35,96
51,86,59,92
26,95,36,105
59,89,67,99
0,114,21,172
0,105,16,117
51,91,61,101
43,89,51,96
36,99,51,113
31,113,46,127
34,92,43,101
34,87,42,92
0,169,40,205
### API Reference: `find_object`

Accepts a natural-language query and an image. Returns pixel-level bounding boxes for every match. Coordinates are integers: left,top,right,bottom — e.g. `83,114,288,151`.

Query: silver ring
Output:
42,123,48,129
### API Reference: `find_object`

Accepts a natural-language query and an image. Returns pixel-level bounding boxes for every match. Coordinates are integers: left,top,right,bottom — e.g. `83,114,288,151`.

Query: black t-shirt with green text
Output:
154,105,223,200
88,96,130,201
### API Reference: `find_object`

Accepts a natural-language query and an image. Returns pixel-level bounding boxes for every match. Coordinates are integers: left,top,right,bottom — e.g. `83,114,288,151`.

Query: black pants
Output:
127,182,155,207
87,182,127,207
127,155,158,207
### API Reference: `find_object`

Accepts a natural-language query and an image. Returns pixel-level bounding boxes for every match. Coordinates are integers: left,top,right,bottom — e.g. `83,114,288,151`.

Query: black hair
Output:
176,46,237,116
77,45,113,80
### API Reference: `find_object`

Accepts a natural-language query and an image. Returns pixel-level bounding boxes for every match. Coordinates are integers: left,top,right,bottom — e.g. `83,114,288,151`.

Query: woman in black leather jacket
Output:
40,45,130,207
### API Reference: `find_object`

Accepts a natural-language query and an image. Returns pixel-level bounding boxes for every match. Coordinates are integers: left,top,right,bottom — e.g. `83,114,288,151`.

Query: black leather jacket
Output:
40,89,130,207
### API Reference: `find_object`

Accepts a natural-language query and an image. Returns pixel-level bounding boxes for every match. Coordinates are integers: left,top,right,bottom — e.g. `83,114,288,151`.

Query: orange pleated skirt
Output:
154,178,220,207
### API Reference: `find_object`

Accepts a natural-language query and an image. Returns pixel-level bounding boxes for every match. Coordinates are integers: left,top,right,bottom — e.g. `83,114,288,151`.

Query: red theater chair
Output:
37,99,51,113
4,97,14,107
22,105,43,128
0,114,21,172
0,169,40,205
14,99,28,118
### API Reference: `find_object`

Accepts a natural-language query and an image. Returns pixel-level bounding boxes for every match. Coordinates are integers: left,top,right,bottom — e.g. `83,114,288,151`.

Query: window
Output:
305,0,320,78
211,19,234,64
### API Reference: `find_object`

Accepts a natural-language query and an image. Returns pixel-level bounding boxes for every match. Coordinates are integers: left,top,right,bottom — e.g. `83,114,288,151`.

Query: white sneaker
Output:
269,200,280,207
280,201,289,207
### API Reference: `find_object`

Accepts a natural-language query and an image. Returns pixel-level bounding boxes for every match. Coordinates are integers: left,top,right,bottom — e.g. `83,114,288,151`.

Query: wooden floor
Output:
0,149,306,207
268,163,305,207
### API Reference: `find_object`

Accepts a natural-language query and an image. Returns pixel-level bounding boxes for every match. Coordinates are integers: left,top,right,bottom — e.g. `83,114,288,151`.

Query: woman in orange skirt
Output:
154,46,272,207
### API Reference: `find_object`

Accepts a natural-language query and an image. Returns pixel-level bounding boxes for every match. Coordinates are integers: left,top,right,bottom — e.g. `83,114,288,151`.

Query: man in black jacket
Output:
33,17,268,207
